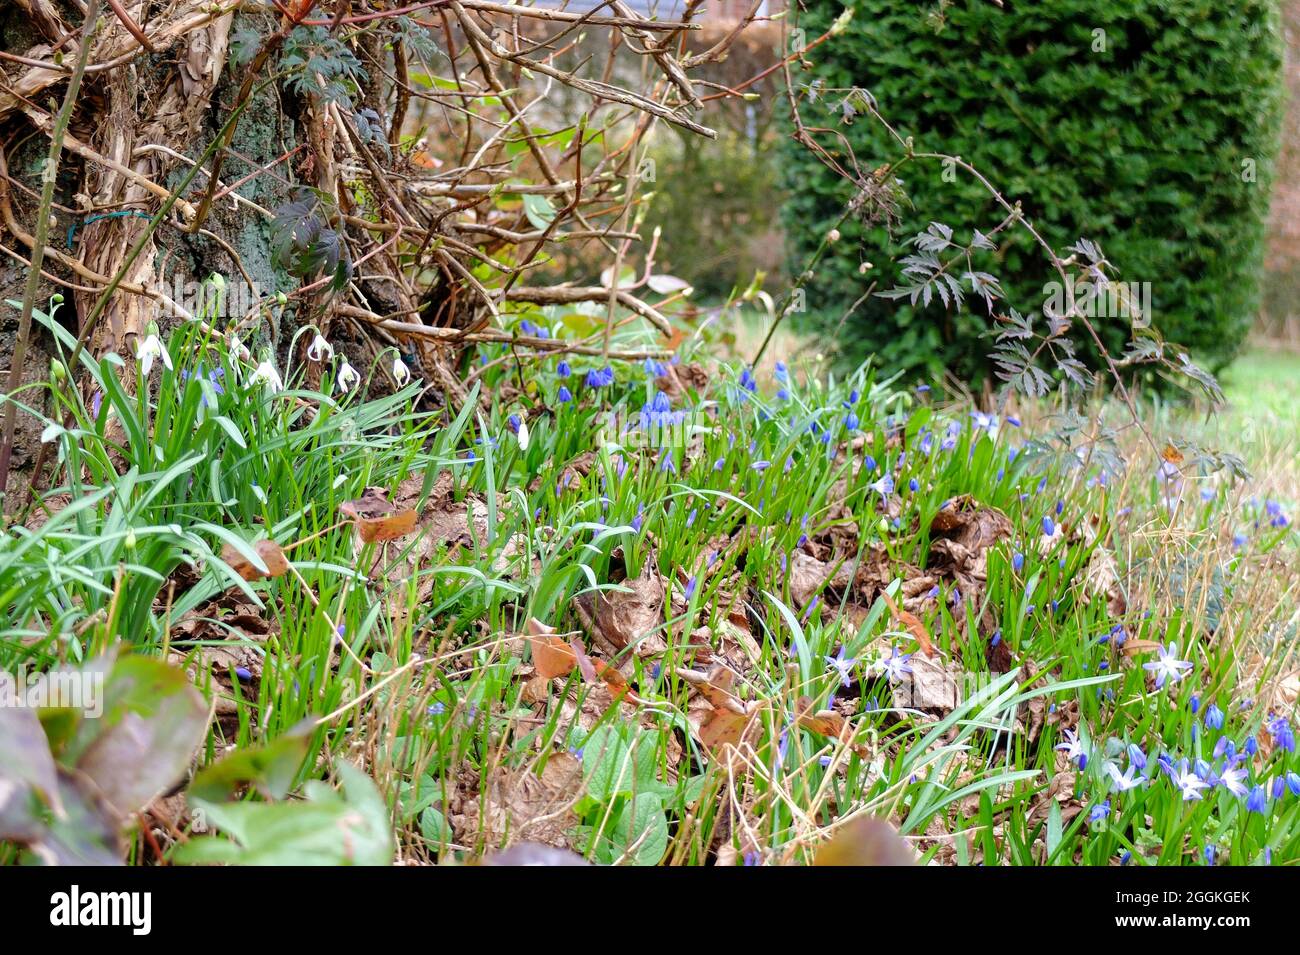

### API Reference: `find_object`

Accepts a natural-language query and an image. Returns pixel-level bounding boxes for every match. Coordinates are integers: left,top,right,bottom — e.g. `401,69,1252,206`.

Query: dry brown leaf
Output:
575,560,666,659
891,653,961,716
700,708,753,754
881,591,935,658
930,495,1013,550
341,487,419,543
525,617,578,680
795,696,869,757
220,539,289,582
1084,543,1127,616
1120,639,1164,657
452,753,584,851
788,552,854,608
681,666,758,757
813,817,914,866
560,632,644,705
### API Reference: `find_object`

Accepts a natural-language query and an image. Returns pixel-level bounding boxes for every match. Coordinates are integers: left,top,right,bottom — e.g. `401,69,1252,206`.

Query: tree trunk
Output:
0,3,300,502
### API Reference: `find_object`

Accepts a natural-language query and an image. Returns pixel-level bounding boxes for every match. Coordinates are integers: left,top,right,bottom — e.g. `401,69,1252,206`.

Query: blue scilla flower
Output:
1042,516,1055,536
643,358,668,377
1247,785,1268,814
1204,703,1225,730
557,385,572,403
1269,715,1295,752
585,366,614,387
774,361,788,383
556,360,571,378
1012,551,1024,573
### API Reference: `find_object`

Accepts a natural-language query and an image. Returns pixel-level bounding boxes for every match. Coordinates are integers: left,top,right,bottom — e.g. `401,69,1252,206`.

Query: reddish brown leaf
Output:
221,539,290,582
525,618,578,680
881,591,935,658
341,487,418,543
700,708,751,754
794,696,869,757
563,634,642,705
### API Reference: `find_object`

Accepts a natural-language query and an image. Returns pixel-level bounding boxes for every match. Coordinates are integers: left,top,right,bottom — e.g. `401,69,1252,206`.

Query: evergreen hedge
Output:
780,1,1284,383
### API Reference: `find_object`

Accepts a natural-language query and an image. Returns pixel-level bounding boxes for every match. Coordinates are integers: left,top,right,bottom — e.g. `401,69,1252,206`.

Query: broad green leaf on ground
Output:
608,792,668,866
177,762,393,866
188,719,315,803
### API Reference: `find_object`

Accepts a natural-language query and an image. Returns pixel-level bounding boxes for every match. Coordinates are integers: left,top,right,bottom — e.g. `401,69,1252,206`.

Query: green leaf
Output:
419,806,452,845
178,762,393,866
189,720,315,804
582,726,631,803
522,194,557,231
608,793,668,866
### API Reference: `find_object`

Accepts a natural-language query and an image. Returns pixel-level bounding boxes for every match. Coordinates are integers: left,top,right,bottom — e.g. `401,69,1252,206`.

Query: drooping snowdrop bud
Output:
392,356,411,385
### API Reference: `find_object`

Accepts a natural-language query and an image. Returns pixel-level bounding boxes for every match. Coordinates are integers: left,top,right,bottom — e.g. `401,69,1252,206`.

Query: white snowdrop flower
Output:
251,359,283,392
516,418,530,451
337,359,360,392
135,333,171,377
40,423,64,444
392,356,411,385
306,333,333,362
827,228,841,243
